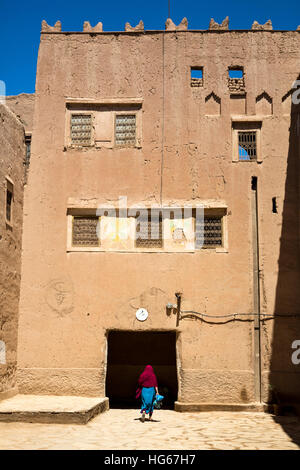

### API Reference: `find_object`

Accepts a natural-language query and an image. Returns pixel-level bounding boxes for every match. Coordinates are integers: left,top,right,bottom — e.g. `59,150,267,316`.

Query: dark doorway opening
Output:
106,330,178,409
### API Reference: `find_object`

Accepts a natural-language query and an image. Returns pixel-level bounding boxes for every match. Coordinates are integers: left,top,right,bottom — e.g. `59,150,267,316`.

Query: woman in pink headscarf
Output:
136,365,159,422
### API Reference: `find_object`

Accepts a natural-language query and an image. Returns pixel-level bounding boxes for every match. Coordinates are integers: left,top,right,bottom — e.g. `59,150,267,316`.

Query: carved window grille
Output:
6,183,13,223
115,114,136,146
71,114,92,145
238,131,257,161
195,215,223,249
72,216,100,247
136,211,163,248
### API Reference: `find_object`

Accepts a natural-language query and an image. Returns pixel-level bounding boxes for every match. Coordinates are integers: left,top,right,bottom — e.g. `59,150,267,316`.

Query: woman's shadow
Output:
134,417,161,423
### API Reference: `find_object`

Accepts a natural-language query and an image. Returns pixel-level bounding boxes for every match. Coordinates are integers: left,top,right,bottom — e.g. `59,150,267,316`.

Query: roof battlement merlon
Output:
41,18,300,34
40,30,300,35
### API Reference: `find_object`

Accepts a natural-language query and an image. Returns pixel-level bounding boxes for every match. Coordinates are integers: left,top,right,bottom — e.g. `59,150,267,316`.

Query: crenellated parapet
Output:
83,21,103,32
165,18,188,31
40,17,300,33
251,20,273,30
125,20,144,32
209,17,229,30
41,20,61,32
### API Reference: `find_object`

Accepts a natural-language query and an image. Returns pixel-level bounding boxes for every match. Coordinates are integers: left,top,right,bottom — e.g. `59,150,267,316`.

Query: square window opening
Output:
72,216,100,247
193,209,225,250
191,67,203,79
115,114,136,147
135,210,163,248
71,114,92,146
238,131,257,161
228,68,244,79
191,67,204,87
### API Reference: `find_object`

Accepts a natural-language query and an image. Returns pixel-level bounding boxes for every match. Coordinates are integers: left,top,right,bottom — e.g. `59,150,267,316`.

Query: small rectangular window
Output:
195,214,223,249
228,67,245,93
72,216,100,247
115,114,136,147
6,180,13,223
272,197,278,213
238,131,257,161
135,210,163,248
71,114,92,145
25,135,31,176
25,135,31,161
229,69,243,79
191,67,203,87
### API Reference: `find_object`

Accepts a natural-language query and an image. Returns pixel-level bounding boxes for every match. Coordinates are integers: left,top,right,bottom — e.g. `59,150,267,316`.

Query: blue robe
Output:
140,386,156,414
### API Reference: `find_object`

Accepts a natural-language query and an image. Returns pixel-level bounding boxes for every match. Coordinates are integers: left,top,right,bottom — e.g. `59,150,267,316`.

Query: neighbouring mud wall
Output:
6,94,35,133
0,104,25,399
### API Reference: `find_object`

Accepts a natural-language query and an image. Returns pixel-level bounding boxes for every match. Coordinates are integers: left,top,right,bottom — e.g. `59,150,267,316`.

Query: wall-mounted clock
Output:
136,308,149,322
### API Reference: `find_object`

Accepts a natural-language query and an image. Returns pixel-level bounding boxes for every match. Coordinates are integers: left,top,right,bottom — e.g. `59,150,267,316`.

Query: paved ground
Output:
0,409,299,450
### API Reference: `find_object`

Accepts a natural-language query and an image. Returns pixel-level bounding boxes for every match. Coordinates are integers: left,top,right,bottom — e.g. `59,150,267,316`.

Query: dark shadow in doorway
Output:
106,330,178,410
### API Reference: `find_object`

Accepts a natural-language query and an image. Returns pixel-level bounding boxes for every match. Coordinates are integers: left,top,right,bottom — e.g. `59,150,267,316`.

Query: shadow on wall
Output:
268,75,300,446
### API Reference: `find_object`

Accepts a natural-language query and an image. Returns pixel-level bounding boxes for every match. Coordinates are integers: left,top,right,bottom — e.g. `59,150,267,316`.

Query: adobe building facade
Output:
15,18,300,410
0,103,25,400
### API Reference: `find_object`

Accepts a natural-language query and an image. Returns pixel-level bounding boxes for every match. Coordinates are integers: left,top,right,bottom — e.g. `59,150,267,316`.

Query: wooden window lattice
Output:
72,216,100,247
136,212,163,248
71,114,92,145
115,114,136,146
238,131,257,161
195,216,223,248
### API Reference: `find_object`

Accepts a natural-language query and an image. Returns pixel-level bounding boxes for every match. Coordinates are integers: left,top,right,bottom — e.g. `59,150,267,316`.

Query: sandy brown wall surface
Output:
0,104,25,399
17,29,300,405
6,94,35,134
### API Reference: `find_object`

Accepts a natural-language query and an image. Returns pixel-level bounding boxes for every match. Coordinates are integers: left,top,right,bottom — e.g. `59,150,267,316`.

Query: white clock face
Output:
136,308,148,321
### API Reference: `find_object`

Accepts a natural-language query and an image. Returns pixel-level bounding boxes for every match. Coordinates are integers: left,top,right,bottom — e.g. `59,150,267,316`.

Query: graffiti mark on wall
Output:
45,278,74,316
129,287,168,313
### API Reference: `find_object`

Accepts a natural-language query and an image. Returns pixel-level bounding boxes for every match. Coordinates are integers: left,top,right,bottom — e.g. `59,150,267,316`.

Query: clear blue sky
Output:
1,0,299,95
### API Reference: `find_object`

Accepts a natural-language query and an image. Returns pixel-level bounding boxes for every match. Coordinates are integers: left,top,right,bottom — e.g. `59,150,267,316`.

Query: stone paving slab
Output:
175,401,265,412
0,409,299,450
0,395,109,424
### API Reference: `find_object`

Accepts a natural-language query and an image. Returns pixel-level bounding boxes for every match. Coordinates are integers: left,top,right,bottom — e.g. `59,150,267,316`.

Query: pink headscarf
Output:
136,365,158,399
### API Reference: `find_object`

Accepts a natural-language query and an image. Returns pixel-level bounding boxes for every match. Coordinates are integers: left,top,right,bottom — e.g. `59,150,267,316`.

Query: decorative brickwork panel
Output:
71,114,92,145
196,216,223,248
72,216,99,247
238,131,257,161
191,78,204,88
136,213,163,248
228,78,245,93
115,114,136,146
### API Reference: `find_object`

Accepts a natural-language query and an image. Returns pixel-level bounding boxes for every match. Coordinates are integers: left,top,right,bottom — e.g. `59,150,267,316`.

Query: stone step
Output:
175,401,267,412
0,394,109,424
